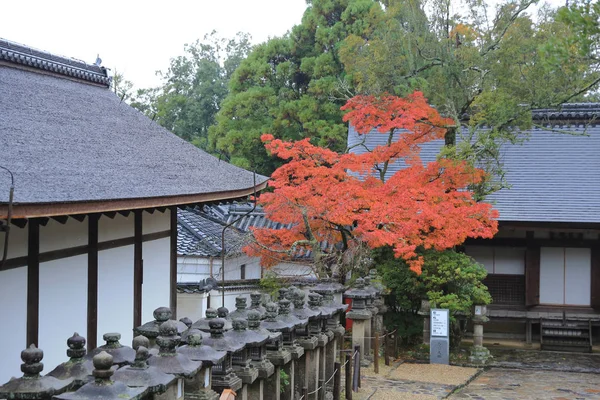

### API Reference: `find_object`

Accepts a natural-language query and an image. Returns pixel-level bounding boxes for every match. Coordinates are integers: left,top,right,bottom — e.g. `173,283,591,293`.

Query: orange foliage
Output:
244,92,498,274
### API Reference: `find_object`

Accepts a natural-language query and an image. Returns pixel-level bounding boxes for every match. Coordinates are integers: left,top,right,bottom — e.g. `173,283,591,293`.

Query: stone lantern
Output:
368,269,388,337
47,333,93,389
217,307,231,321
177,329,227,400
146,320,203,400
191,308,233,334
291,289,321,399
135,307,188,348
469,305,491,365
55,352,147,400
201,319,244,394
308,292,333,400
277,298,307,400
86,332,135,367
113,345,178,400
226,316,273,400
363,276,380,360
223,319,260,399
249,291,267,320
344,278,373,365
228,295,251,321
312,281,348,384
260,302,293,400
179,317,193,329
0,345,72,400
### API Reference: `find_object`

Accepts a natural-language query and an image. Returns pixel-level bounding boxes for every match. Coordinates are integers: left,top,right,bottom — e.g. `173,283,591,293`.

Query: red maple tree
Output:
244,92,498,275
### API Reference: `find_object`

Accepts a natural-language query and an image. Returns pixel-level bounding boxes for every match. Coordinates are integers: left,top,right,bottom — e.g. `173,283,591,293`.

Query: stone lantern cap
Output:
260,302,295,332
113,347,176,394
309,292,333,319
364,276,382,297
191,308,233,333
228,295,251,321
177,329,227,366
249,291,267,319
179,317,193,328
225,319,269,347
248,310,282,343
313,280,345,294
344,278,373,300
292,289,321,321
55,352,147,400
368,269,386,292
0,344,73,399
201,319,245,354
147,320,202,379
86,332,135,366
277,299,308,329
134,307,188,339
47,333,94,387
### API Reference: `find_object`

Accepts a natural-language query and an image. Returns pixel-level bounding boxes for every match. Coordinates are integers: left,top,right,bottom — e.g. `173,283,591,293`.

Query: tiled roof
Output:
347,104,600,224
0,38,111,87
0,40,267,206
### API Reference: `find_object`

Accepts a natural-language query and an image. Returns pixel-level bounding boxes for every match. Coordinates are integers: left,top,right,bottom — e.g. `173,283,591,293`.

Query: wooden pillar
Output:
591,242,600,309
525,231,540,308
170,206,178,318
87,214,99,350
26,219,40,347
133,210,143,328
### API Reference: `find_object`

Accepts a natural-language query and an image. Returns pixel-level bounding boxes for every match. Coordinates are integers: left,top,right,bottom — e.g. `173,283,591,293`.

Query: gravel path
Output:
388,363,479,386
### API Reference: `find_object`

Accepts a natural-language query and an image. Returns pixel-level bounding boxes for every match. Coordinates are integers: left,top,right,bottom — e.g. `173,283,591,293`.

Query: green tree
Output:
340,0,600,198
134,31,252,149
209,0,385,173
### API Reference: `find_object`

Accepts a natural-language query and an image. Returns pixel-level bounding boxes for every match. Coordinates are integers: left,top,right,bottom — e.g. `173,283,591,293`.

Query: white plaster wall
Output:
208,290,249,312
271,262,315,278
494,247,525,275
0,224,27,258
40,218,87,252
465,246,494,274
540,247,566,305
177,292,209,321
177,256,212,283
142,237,170,323
98,245,134,347
143,211,170,235
99,214,133,242
0,266,27,384
38,255,87,375
565,248,591,306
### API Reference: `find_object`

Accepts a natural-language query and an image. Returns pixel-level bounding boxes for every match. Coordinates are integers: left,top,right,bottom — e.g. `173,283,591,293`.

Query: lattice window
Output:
484,274,525,305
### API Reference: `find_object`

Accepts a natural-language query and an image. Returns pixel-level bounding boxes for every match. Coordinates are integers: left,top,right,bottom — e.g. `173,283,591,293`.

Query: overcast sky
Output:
1,0,308,89
2,0,564,90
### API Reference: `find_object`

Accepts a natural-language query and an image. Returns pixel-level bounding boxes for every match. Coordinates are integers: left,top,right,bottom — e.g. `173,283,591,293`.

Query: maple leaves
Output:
244,92,498,275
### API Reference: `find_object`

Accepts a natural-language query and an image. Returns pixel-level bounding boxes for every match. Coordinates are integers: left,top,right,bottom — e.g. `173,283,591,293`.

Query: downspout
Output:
221,172,258,307
0,166,15,269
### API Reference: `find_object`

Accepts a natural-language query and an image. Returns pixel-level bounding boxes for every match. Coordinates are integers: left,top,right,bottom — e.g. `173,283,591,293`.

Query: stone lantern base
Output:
469,345,491,365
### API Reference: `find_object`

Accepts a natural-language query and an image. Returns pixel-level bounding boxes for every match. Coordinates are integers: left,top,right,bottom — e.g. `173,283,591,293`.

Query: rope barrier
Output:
343,329,397,340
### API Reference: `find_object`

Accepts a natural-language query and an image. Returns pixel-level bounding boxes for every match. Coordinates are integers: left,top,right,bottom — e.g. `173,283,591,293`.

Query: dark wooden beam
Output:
26,219,40,347
145,208,155,214
500,220,600,230
1,230,169,272
103,212,117,219
12,218,28,228
38,217,49,227
170,206,177,318
87,214,99,350
465,236,597,248
51,215,69,224
133,210,143,329
117,210,131,218
157,207,167,213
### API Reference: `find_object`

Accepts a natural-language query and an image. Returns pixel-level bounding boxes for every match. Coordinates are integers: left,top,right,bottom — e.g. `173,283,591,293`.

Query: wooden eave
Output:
0,181,268,219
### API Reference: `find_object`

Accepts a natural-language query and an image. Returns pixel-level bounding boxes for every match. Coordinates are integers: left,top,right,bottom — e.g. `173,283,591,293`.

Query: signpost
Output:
430,309,449,365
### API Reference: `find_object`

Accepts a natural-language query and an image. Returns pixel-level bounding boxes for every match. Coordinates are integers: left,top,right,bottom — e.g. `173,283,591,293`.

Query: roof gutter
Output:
0,180,268,219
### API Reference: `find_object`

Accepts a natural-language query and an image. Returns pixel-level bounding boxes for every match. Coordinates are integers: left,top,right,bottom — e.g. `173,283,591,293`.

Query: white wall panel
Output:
464,246,494,274
98,245,134,348
40,218,87,252
177,293,209,321
0,224,28,258
143,211,170,235
38,256,87,374
540,247,565,305
0,267,27,384
494,248,525,275
99,214,133,242
177,257,212,283
565,248,591,306
142,238,170,323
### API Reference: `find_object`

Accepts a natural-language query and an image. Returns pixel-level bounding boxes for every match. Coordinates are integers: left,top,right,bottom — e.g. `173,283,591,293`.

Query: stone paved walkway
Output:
449,368,600,400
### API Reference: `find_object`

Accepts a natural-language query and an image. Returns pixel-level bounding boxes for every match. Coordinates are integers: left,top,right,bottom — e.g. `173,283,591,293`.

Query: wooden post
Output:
384,334,390,366
374,334,380,374
394,332,399,358
303,387,308,400
345,354,352,400
353,345,360,391
333,361,341,400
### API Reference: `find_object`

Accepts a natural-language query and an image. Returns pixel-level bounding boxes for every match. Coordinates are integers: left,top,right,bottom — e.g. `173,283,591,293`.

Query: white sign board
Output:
431,309,449,337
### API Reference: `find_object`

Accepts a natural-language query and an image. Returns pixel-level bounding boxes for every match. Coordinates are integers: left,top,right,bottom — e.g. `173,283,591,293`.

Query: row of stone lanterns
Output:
0,284,350,400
